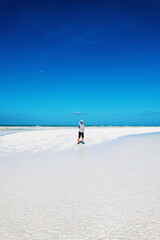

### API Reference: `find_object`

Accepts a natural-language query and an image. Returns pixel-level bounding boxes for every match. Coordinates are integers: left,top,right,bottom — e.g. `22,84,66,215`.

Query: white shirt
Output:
78,123,84,133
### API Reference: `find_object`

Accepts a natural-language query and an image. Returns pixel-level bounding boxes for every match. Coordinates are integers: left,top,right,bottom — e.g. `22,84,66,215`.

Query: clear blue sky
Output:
0,0,160,125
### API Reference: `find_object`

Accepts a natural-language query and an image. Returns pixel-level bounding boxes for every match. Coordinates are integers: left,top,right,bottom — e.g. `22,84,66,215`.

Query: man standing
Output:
77,120,85,144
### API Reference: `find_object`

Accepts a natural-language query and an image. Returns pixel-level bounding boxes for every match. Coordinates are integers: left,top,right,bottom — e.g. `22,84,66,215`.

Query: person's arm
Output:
78,123,80,128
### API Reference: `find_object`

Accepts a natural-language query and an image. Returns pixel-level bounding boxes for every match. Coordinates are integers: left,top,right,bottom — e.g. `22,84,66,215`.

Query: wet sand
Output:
0,133,160,239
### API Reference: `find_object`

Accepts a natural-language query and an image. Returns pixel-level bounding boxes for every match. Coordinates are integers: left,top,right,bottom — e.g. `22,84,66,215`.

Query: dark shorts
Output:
78,131,84,138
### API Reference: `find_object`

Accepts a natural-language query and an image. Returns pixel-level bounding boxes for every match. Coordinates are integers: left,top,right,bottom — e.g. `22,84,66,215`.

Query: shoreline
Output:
1,127,160,155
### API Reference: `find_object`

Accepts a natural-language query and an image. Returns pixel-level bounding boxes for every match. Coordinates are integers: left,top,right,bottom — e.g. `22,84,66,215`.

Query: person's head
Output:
80,120,83,124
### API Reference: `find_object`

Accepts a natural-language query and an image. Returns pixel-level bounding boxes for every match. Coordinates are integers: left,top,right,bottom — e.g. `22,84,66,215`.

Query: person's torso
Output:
79,124,84,133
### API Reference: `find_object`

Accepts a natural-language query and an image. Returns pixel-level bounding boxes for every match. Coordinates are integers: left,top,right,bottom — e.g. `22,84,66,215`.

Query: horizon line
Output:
0,124,160,127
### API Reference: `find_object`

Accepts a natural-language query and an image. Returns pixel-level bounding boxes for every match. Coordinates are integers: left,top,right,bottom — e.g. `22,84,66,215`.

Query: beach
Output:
1,126,160,154
0,127,160,239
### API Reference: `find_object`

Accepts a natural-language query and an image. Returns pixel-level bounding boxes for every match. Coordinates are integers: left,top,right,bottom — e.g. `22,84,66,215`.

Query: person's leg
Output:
77,132,80,144
82,133,85,143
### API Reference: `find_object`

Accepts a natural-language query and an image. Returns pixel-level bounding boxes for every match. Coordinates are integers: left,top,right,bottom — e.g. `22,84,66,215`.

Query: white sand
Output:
0,128,160,239
0,126,160,155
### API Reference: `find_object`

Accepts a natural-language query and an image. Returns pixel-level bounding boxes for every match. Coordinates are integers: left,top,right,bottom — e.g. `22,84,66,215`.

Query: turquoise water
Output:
0,130,20,136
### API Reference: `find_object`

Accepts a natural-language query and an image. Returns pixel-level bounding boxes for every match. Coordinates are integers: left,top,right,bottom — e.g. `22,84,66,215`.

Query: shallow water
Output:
0,134,160,239
0,130,20,136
